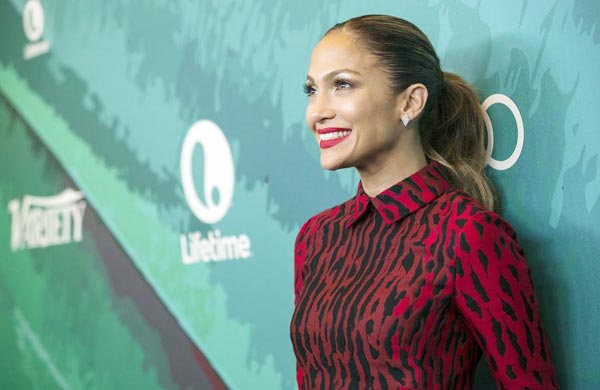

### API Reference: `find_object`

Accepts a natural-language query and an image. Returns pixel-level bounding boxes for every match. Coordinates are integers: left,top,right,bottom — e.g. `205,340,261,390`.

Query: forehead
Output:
308,30,379,78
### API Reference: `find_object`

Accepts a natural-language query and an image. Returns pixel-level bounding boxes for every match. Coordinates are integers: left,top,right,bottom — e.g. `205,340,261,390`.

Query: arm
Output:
294,219,311,305
293,217,314,389
453,209,559,389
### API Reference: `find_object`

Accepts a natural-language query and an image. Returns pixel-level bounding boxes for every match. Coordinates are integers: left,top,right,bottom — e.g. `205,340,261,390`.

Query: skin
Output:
305,29,430,197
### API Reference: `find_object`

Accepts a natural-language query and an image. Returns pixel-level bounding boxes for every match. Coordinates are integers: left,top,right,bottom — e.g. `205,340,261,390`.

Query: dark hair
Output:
326,15,497,211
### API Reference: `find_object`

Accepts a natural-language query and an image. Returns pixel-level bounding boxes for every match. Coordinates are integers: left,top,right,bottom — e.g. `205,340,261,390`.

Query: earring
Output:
401,114,410,126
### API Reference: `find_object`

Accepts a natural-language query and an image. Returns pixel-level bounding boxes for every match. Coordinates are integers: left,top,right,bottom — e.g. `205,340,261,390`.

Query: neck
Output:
357,149,427,197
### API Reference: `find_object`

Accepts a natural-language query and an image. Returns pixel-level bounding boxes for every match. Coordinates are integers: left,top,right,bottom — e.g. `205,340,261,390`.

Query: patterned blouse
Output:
290,162,559,389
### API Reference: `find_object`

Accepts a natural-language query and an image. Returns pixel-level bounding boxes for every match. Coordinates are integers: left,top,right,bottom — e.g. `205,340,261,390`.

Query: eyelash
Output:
303,79,354,96
334,79,353,90
303,84,315,96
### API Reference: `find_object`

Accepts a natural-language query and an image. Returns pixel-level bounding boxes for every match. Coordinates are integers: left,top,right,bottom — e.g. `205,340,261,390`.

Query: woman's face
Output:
305,30,405,171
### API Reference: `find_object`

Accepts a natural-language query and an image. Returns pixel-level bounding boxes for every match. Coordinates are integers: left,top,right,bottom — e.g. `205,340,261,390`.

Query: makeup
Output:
318,127,352,149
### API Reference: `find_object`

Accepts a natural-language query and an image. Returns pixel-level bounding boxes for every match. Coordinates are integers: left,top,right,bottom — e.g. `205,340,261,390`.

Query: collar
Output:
345,162,451,227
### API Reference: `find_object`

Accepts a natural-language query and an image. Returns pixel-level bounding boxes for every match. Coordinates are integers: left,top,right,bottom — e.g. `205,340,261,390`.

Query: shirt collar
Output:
345,162,451,227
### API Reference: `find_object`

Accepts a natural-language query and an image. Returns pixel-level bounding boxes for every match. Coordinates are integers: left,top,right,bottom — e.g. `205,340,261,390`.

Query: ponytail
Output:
426,72,497,211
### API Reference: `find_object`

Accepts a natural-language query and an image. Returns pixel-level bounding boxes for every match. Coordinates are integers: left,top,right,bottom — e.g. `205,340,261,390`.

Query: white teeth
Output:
319,130,351,141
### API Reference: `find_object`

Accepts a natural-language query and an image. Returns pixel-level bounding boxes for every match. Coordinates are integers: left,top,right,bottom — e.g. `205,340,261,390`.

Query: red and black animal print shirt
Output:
290,162,558,390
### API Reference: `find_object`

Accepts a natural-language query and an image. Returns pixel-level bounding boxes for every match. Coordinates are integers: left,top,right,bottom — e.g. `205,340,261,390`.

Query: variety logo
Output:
482,94,524,171
23,0,50,60
179,120,252,264
7,188,87,252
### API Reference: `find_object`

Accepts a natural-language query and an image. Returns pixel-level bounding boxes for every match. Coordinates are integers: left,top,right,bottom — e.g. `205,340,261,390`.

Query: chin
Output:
320,155,350,171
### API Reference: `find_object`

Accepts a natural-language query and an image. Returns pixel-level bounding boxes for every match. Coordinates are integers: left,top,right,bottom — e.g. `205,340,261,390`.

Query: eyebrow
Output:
306,69,361,83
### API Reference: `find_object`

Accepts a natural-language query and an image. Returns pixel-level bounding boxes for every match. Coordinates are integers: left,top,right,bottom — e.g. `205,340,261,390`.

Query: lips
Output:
317,127,352,149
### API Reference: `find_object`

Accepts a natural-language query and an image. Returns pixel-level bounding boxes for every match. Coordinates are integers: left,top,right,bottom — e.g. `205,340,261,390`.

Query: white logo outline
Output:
482,94,525,171
8,188,87,251
23,0,44,42
22,0,50,60
180,119,235,224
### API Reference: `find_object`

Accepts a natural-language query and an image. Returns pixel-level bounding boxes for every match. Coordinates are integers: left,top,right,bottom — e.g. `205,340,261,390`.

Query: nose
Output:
307,93,335,128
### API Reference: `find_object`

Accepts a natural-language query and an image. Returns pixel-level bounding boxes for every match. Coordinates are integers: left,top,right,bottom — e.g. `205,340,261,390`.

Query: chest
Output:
295,211,456,354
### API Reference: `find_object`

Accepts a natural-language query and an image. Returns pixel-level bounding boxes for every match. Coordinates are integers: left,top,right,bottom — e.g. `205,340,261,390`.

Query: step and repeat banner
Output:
1,0,599,389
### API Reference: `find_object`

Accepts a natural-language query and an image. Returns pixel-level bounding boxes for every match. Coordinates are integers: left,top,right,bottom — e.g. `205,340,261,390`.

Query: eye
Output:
333,79,353,91
303,83,316,96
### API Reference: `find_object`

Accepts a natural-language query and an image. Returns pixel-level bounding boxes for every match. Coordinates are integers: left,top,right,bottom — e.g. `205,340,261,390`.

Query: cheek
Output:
337,100,359,120
305,104,315,131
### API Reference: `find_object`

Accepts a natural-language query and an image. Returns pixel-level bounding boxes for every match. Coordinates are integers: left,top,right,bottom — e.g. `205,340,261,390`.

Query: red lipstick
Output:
317,127,352,149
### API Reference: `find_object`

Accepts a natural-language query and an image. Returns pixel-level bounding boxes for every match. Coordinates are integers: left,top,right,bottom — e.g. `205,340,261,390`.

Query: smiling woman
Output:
290,14,559,390
303,32,426,189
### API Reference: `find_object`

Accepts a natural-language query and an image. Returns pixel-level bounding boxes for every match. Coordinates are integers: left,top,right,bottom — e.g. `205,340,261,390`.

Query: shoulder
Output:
443,188,516,233
293,198,353,275
295,197,354,244
439,190,528,273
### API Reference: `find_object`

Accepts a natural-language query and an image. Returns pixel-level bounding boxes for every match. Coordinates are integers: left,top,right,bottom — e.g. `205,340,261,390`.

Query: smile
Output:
317,128,352,149
319,130,351,141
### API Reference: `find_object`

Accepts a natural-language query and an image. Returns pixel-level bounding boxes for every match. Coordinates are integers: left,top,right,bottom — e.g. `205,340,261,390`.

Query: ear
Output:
395,83,428,124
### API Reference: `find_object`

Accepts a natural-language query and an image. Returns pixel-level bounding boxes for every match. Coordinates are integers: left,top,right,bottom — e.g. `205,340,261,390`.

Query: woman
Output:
290,15,559,390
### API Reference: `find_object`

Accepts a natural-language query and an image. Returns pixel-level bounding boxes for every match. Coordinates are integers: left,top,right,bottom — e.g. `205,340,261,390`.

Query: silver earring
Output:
402,114,410,126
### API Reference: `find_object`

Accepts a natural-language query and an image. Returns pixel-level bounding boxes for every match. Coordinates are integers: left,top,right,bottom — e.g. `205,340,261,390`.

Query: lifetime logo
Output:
179,120,252,264
22,0,50,60
7,188,87,252
180,119,234,224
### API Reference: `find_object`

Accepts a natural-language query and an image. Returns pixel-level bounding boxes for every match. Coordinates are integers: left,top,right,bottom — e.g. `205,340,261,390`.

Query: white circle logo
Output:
482,94,524,171
23,0,45,42
180,120,235,224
